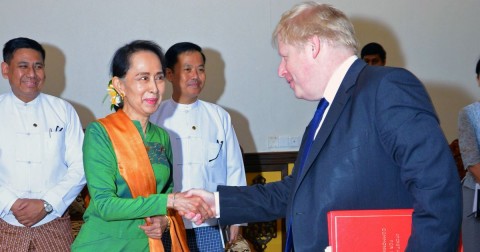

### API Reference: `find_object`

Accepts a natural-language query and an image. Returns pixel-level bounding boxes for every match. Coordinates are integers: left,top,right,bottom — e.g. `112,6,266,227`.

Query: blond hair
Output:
272,2,358,53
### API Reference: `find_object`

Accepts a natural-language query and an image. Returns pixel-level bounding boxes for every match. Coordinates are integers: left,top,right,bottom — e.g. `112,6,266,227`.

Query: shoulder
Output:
157,99,171,111
0,93,7,103
460,102,480,119
85,121,106,135
150,123,169,135
150,99,172,123
41,93,78,113
41,93,69,105
462,102,480,113
198,100,230,117
358,66,418,85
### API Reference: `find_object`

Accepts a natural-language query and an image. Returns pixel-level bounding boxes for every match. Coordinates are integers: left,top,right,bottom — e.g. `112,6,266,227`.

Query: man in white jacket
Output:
150,42,246,252
0,37,85,251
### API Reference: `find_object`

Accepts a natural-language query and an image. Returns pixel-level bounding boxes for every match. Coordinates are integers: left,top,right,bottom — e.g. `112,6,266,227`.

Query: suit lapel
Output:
296,59,367,184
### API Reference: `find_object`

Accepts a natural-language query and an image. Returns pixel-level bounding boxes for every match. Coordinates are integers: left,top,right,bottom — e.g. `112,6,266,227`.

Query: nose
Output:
149,77,160,94
191,68,199,79
278,59,286,78
27,65,37,77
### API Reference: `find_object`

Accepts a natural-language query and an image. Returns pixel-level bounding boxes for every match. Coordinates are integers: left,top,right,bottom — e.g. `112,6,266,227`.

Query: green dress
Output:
72,120,173,251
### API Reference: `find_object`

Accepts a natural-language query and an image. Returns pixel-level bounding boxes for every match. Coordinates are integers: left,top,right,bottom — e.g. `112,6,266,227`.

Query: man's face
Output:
362,54,385,66
277,39,325,101
168,51,206,104
1,48,45,103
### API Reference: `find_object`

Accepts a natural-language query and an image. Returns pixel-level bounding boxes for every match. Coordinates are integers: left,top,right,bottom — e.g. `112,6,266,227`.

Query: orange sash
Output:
98,109,189,252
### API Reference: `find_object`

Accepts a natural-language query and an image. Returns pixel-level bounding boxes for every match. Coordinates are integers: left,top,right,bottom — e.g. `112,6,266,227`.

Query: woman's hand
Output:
139,216,169,239
168,191,215,224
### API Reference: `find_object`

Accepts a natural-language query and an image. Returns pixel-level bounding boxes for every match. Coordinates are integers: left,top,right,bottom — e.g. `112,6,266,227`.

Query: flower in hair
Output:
103,79,122,111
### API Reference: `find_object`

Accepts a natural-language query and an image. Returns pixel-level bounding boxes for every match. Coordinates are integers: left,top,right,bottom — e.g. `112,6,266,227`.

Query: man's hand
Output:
139,216,168,239
168,191,215,225
181,189,216,225
469,163,480,182
11,199,47,227
228,225,240,245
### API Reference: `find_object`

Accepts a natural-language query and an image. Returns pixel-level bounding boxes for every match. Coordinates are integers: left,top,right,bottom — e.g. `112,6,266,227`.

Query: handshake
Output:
168,189,217,225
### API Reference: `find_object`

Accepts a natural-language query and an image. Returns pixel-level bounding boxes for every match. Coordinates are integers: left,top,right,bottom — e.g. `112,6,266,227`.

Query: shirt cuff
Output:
214,191,220,218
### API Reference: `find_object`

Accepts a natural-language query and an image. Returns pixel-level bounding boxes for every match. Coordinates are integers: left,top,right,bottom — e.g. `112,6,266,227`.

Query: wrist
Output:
42,200,53,214
167,193,177,209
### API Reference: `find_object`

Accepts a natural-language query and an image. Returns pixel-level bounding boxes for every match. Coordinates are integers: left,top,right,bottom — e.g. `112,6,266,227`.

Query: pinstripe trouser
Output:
0,214,73,252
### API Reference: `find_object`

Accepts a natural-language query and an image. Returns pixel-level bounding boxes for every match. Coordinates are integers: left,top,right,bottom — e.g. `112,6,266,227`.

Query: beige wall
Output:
1,0,479,152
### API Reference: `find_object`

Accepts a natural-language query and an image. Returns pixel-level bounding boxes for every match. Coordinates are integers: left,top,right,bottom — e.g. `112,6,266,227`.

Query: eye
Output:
155,73,165,81
34,63,44,70
184,67,192,73
198,67,205,73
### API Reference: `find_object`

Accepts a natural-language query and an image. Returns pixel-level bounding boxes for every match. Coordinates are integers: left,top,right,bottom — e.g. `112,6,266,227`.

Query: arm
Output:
218,175,294,225
85,123,211,221
41,103,86,217
10,102,85,226
375,69,461,251
223,113,247,187
83,122,169,220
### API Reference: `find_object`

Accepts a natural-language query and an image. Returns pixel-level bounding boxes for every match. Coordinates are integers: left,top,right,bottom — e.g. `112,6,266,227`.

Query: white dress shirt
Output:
0,92,85,227
151,99,246,228
314,55,358,139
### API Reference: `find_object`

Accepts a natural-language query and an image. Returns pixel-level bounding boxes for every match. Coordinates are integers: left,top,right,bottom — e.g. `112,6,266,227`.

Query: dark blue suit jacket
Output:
218,60,462,251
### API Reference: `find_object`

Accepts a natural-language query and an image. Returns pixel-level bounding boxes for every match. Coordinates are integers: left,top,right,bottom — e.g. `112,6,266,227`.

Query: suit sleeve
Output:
375,69,462,251
218,175,293,225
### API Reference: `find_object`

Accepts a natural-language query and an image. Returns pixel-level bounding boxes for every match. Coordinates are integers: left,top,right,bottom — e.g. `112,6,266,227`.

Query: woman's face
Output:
114,50,165,121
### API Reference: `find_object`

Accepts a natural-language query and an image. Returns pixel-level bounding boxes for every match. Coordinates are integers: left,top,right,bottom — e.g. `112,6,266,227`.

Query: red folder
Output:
327,209,413,252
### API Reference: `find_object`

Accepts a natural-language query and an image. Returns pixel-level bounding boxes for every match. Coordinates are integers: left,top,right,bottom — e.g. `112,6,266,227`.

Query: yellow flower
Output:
103,80,122,110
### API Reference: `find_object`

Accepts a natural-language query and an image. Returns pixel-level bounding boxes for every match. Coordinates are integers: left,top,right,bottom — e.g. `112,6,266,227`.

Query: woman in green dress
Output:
72,40,211,251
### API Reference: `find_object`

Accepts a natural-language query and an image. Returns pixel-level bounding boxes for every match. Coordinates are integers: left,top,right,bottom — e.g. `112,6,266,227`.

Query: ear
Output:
166,68,174,82
309,36,321,58
112,76,124,96
1,62,9,79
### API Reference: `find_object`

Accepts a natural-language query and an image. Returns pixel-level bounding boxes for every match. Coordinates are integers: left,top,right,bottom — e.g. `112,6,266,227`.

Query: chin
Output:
144,106,158,115
293,90,303,99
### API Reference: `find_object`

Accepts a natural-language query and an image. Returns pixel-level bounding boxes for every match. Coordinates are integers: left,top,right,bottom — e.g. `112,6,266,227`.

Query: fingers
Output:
172,189,218,225
229,226,240,243
171,192,214,220
11,199,46,227
182,189,216,216
139,216,165,239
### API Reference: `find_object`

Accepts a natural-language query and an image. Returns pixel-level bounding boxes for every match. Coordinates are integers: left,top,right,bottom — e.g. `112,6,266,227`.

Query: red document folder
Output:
327,209,413,252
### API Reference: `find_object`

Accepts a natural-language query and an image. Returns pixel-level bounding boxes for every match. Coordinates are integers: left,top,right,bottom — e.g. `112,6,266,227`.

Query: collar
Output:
323,55,358,103
10,91,41,106
169,98,199,112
